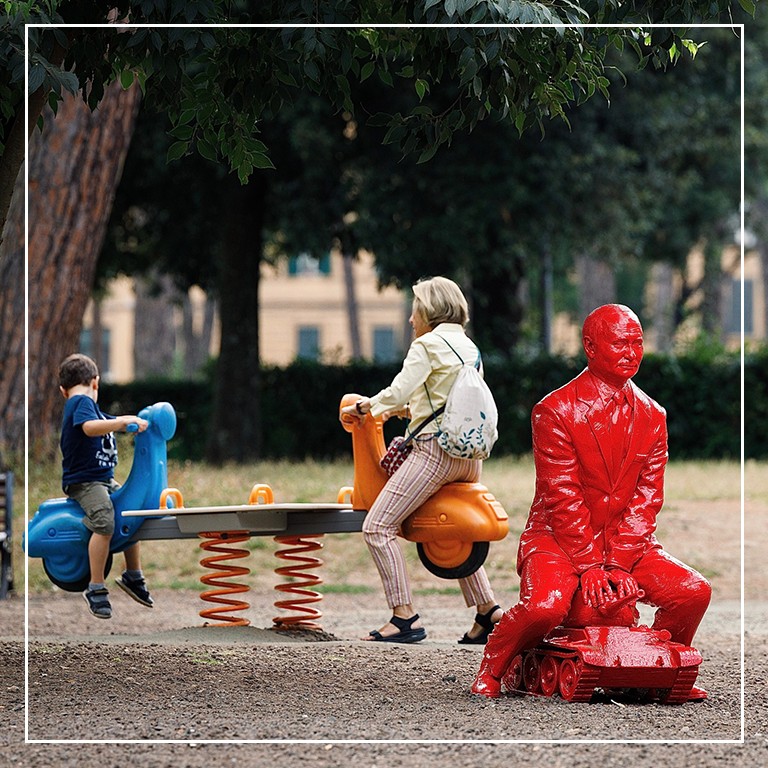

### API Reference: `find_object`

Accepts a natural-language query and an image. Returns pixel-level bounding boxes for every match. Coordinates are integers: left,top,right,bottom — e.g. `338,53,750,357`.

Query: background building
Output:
81,246,755,384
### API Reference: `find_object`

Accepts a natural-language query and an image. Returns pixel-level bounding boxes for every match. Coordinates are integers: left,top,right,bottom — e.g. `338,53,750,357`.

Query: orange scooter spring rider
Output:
339,393,509,577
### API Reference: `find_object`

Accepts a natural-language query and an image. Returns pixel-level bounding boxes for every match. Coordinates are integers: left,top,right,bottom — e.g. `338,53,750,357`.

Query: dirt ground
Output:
1,491,766,767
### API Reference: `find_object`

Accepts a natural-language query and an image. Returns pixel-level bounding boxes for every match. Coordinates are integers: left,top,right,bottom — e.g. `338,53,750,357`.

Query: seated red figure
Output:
471,304,712,700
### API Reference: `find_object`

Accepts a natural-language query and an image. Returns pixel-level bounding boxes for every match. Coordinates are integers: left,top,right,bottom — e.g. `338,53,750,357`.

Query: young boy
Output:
58,353,153,619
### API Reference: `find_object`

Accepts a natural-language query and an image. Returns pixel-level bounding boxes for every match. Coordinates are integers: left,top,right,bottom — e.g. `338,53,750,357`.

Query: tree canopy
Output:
1,0,757,239
2,0,759,465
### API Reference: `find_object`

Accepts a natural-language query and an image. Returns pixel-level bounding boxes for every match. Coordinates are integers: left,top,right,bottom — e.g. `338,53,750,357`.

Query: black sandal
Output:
368,614,427,644
458,604,501,645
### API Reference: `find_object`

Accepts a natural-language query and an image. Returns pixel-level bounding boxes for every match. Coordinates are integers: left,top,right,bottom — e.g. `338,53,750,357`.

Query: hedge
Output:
100,351,760,462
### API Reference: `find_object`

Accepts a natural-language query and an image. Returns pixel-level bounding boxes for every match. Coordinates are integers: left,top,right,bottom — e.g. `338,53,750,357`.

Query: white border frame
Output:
23,20,746,746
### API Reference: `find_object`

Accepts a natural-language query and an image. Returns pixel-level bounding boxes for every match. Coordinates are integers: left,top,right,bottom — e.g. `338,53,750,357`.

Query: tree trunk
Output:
24,81,141,459
469,252,525,358
0,169,26,468
700,238,724,338
206,174,267,464
750,196,768,340
648,261,677,353
342,251,362,360
133,272,178,378
539,243,554,354
182,290,215,377
577,254,617,320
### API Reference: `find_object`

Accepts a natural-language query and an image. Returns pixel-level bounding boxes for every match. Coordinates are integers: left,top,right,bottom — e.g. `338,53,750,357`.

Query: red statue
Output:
471,304,712,701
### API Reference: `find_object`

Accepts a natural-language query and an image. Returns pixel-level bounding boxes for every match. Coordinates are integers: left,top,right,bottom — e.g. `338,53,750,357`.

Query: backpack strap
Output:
438,335,481,370
402,402,446,446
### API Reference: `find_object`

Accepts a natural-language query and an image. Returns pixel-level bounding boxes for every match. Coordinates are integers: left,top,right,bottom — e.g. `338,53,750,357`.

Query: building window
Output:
297,326,320,360
372,326,398,362
726,279,752,335
288,252,331,276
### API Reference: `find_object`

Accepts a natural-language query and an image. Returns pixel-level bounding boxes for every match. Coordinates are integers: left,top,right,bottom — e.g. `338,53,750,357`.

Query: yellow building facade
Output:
82,246,759,384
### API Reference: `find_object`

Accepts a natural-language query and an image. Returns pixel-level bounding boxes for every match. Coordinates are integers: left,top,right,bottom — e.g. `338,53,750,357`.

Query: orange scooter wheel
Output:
416,540,489,579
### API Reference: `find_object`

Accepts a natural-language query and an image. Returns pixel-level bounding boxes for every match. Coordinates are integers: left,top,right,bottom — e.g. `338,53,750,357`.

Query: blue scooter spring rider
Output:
25,402,176,592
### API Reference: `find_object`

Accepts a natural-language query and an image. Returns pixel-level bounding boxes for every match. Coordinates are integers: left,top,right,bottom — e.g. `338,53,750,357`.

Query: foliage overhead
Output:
2,0,757,177
103,25,741,361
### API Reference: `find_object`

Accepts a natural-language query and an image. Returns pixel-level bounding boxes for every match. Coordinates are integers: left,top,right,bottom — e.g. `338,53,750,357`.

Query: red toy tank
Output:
501,590,702,703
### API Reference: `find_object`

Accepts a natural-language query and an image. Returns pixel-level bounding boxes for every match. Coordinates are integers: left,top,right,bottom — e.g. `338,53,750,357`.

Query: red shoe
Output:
688,685,708,701
471,666,502,698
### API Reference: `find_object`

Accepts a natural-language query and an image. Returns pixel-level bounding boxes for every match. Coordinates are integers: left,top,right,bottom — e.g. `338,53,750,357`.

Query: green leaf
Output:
415,79,428,101
360,61,375,82
119,70,134,90
57,71,79,96
166,140,189,162
252,153,275,170
739,0,756,14
28,63,45,94
169,124,194,141
417,143,439,164
304,60,320,83
275,69,298,87
197,139,217,162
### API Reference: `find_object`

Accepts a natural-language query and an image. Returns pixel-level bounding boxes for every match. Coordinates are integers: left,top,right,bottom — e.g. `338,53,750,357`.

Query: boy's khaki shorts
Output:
65,479,121,536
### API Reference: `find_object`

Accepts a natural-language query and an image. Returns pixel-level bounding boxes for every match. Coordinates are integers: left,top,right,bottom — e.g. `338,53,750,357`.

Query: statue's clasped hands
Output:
580,566,640,609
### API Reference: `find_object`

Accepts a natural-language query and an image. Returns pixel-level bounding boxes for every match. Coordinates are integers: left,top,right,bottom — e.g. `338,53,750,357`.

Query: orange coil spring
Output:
273,535,325,631
198,531,252,627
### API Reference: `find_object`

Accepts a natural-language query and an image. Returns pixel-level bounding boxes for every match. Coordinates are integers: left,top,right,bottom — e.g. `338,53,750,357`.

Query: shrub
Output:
100,349,757,461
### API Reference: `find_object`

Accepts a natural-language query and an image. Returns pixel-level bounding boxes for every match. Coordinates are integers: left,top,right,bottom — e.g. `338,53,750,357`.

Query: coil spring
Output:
272,535,325,631
159,487,252,627
198,530,252,627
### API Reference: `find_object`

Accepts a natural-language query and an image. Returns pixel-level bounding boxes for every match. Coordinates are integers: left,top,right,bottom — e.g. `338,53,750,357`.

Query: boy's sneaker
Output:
83,587,112,619
115,573,154,607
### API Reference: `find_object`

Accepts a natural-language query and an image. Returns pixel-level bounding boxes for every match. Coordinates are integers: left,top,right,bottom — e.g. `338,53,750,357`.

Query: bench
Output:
0,472,14,598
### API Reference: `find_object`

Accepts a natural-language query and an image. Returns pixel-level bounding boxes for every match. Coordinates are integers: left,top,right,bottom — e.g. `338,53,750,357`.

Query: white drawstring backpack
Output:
436,337,499,460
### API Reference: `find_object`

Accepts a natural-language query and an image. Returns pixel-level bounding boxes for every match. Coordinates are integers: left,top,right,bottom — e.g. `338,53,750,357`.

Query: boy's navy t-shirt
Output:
61,395,117,488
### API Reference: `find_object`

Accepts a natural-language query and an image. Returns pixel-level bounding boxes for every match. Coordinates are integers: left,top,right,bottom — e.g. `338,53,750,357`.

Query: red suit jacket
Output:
518,368,666,576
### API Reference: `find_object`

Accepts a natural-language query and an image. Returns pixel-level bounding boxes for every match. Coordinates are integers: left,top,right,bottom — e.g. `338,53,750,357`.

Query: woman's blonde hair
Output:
412,276,469,327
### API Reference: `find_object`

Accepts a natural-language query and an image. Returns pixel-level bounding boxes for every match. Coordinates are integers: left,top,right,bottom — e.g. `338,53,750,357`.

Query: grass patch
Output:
319,584,375,594
22,455,746,596
414,587,463,597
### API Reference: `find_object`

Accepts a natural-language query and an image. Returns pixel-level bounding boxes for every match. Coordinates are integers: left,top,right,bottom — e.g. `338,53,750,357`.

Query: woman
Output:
340,276,503,644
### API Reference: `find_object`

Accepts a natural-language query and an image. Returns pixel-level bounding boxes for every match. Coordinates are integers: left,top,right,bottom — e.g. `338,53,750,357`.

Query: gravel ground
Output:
0,487,763,767
1,590,765,767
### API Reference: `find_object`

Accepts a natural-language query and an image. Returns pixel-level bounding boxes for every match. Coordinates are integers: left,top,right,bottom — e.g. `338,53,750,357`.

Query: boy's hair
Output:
58,354,99,391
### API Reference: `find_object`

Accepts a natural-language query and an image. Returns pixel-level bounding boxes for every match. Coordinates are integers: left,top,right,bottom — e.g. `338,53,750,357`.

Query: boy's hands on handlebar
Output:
120,415,149,433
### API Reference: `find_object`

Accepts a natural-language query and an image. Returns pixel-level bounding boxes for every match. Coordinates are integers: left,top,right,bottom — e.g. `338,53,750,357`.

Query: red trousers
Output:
482,549,712,680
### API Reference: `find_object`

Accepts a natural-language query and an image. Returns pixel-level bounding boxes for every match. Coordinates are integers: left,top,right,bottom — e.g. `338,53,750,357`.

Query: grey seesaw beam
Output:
123,503,367,541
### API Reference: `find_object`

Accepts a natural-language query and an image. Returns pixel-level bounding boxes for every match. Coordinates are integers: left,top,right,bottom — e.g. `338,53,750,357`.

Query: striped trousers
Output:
363,435,495,609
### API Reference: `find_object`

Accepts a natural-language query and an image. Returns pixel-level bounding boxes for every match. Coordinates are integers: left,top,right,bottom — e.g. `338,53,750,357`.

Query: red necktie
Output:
608,389,632,473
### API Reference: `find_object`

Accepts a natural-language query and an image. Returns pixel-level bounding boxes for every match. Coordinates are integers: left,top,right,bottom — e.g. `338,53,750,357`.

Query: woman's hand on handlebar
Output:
341,398,371,423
